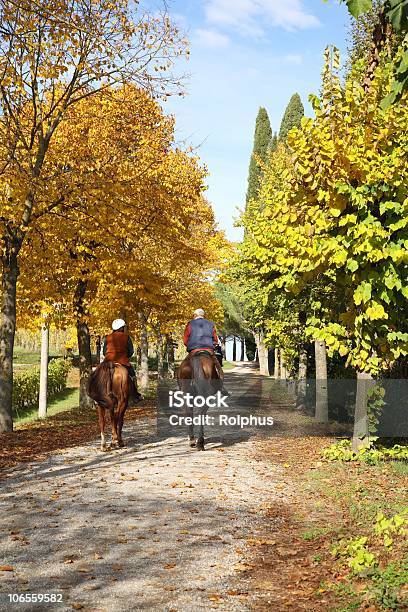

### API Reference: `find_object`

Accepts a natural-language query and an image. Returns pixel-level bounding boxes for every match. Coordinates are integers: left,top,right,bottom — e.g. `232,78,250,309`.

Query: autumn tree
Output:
0,0,187,431
15,86,224,407
278,93,304,142
246,107,272,206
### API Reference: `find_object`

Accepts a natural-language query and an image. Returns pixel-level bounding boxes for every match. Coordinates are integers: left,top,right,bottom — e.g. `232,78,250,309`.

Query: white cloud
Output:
204,0,320,36
195,28,230,48
284,53,304,65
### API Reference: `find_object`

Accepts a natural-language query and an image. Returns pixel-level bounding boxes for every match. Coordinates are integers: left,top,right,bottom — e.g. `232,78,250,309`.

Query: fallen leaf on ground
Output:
234,562,254,572
208,594,223,601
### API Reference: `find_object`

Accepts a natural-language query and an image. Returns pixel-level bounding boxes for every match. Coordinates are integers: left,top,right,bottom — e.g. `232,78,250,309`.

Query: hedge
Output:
13,358,71,412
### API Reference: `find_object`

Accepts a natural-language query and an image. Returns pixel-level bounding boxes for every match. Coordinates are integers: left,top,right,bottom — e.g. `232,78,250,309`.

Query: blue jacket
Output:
184,318,218,352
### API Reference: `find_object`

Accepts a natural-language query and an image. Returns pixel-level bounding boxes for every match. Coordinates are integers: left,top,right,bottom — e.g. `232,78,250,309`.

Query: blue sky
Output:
158,0,350,240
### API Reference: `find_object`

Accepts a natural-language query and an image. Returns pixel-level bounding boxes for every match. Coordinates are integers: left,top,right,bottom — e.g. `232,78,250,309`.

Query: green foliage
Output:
301,527,329,540
322,439,408,462
233,42,408,374
374,511,408,548
278,93,304,142
246,107,272,204
331,511,408,608
268,132,278,152
332,535,377,572
346,0,374,18
367,384,386,434
381,34,408,107
368,557,408,609
340,0,408,107
387,0,408,30
347,1,384,70
13,359,71,413
215,281,247,337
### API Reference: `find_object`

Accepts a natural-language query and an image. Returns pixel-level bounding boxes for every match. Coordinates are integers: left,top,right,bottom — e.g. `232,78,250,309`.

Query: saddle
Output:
189,349,214,358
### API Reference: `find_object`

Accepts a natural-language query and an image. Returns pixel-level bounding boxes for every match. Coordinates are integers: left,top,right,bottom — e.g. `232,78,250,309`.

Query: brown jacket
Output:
103,332,132,366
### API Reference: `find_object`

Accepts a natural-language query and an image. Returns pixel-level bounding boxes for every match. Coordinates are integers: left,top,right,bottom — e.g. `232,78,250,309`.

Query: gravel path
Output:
0,365,288,611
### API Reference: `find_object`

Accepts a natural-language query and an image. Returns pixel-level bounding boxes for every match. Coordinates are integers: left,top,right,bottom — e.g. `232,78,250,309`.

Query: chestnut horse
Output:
87,361,130,451
177,351,222,451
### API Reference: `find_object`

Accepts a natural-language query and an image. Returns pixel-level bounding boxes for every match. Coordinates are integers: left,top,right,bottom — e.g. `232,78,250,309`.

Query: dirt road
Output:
0,365,290,611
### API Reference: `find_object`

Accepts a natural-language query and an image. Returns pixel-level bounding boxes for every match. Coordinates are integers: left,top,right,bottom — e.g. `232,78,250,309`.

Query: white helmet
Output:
193,308,205,317
112,319,126,331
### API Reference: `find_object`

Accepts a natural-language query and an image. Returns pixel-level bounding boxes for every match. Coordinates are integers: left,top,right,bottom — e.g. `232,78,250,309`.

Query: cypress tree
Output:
268,132,278,152
246,107,272,205
278,93,304,142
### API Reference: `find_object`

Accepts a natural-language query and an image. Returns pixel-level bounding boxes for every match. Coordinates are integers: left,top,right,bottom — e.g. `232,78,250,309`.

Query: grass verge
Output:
248,436,408,610
13,387,80,425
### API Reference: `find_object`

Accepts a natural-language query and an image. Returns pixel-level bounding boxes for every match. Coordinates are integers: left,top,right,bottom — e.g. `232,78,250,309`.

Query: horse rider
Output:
183,308,229,395
103,319,141,404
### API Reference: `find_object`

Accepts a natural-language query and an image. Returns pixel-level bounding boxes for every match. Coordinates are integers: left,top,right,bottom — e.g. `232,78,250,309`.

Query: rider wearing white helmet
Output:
103,319,141,402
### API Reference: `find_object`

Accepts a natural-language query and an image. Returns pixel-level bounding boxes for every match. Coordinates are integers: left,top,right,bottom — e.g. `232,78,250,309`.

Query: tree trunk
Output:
232,336,237,362
0,248,20,432
156,327,164,380
95,336,101,364
256,329,269,376
166,334,175,378
297,344,308,408
280,353,287,380
139,313,149,393
352,371,373,451
240,337,245,361
76,320,93,409
314,340,328,422
38,324,49,419
220,335,226,359
274,348,280,379
74,280,94,410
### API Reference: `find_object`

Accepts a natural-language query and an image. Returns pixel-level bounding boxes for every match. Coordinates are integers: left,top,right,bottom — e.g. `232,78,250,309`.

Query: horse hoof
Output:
100,447,108,452
189,437,196,447
196,440,205,451
118,441,125,448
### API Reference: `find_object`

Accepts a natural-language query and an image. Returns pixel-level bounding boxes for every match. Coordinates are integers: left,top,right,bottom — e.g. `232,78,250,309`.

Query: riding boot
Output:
128,376,142,406
212,356,230,397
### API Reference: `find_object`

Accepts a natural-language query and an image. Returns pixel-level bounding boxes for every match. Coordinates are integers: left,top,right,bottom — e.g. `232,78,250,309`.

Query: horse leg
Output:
110,405,119,448
196,396,208,451
98,406,107,451
196,414,205,451
196,358,215,451
181,378,195,446
117,402,126,447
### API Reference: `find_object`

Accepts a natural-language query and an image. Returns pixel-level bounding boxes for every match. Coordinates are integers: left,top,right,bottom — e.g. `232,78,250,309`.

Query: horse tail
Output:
192,353,204,382
191,354,212,398
87,361,115,409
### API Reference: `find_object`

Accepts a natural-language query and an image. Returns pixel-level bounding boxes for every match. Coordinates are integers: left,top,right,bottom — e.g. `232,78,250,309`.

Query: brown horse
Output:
177,351,222,451
87,361,130,451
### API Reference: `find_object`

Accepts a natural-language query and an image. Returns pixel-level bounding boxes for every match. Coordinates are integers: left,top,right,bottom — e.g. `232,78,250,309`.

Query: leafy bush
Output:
322,439,408,463
332,512,408,575
332,536,377,573
374,511,408,550
13,359,71,412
